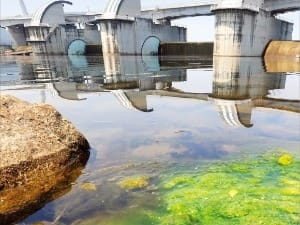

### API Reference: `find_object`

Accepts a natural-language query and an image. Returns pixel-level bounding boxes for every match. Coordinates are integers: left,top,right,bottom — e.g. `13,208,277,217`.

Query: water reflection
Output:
101,55,299,127
264,56,300,73
1,55,299,127
211,57,286,127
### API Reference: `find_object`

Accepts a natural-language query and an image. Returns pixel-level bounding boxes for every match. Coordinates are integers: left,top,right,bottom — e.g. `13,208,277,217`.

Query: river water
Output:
0,55,299,225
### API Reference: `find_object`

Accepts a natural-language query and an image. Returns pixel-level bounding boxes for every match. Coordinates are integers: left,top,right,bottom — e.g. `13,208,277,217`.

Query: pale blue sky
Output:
0,0,299,40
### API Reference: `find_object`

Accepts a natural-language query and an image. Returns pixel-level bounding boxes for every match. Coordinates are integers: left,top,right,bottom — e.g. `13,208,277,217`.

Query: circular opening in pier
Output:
141,36,160,56
68,39,86,55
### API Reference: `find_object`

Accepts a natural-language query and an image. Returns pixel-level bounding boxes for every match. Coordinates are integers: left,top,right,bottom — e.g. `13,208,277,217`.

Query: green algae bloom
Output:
158,152,300,225
73,152,300,225
162,175,195,189
80,182,97,191
278,153,293,166
118,176,150,190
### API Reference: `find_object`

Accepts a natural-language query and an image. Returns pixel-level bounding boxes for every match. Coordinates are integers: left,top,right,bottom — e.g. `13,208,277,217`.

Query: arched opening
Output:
68,39,87,55
141,36,160,56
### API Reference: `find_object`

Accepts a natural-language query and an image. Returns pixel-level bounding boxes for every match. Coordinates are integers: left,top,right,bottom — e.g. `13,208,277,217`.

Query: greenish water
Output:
158,151,300,225
36,151,300,225
0,55,299,225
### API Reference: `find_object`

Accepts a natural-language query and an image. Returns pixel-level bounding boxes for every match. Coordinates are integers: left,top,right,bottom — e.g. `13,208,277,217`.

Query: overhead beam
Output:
141,4,213,21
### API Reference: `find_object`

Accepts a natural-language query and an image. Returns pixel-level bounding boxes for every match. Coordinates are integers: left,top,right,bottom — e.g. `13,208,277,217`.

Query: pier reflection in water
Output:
0,54,299,224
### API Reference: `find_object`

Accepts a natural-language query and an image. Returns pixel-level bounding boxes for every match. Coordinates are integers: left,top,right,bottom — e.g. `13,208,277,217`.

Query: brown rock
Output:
0,94,90,224
0,94,90,170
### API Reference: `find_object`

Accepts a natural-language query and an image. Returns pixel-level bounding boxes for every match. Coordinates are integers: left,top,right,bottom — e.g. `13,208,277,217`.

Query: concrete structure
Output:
1,0,299,56
0,13,100,28
98,0,299,56
263,0,300,13
212,0,294,56
141,3,213,24
97,0,186,55
1,0,299,27
3,1,101,55
26,1,101,55
98,18,186,55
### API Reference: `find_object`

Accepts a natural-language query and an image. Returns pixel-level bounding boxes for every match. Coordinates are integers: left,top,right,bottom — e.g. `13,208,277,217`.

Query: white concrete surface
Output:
212,0,264,12
214,9,293,56
31,1,72,26
99,17,186,55
104,0,141,17
6,25,27,46
141,3,213,22
263,0,300,13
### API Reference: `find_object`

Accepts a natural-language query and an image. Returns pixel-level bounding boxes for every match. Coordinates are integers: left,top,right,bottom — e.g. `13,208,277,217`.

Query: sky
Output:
0,0,299,41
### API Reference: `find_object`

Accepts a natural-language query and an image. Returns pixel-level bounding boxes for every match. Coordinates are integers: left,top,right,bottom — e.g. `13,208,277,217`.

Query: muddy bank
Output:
264,41,300,72
264,41,300,58
264,56,300,73
0,94,90,224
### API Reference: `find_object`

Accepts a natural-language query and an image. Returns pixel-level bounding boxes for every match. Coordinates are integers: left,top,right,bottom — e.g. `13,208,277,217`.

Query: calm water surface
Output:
0,55,299,224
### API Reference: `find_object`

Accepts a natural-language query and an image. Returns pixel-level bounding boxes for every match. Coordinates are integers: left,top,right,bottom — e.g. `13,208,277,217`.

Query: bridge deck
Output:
264,0,300,13
141,4,214,21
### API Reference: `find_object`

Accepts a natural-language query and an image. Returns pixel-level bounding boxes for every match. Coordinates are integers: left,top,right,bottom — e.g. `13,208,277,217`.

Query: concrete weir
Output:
10,1,101,55
97,0,186,55
2,0,298,56
213,0,293,56
98,18,186,55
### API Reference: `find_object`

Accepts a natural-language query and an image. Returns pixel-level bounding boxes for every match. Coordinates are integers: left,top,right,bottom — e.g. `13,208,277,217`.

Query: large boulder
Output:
0,94,90,224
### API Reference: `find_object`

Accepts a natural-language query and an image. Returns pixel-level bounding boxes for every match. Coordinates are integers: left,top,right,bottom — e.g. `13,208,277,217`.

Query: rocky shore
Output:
0,94,90,224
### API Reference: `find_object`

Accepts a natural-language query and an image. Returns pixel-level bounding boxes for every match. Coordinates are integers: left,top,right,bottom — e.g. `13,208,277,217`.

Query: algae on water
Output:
70,151,300,225
118,176,150,190
159,151,300,225
278,153,293,166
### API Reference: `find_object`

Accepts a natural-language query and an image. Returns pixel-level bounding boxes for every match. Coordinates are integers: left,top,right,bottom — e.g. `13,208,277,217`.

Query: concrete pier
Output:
27,1,101,55
98,0,186,55
98,17,186,55
213,0,293,56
